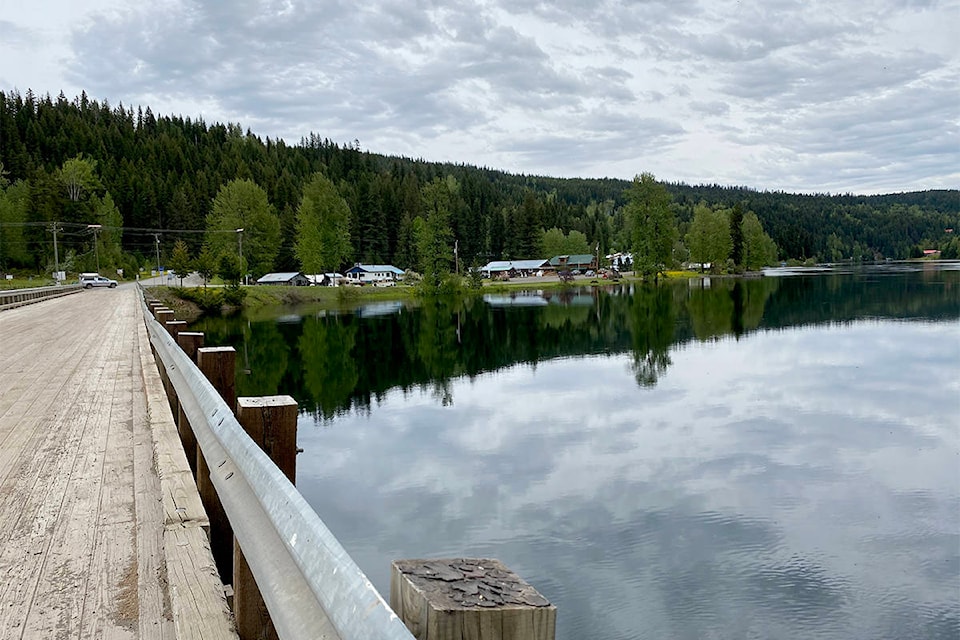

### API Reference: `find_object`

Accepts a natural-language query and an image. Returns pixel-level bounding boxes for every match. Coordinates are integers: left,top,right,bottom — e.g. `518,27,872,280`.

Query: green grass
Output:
0,277,57,290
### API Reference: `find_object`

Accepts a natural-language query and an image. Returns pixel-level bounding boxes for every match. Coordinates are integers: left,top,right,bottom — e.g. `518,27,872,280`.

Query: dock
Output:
0,286,234,640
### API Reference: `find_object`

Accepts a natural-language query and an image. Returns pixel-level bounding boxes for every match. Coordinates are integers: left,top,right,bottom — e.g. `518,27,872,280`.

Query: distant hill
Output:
1,89,957,272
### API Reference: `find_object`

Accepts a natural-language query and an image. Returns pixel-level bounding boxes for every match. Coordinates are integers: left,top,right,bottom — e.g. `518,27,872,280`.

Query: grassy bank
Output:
149,270,718,319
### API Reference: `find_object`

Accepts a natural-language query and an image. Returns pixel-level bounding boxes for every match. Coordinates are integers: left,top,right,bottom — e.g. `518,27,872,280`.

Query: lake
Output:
193,262,960,640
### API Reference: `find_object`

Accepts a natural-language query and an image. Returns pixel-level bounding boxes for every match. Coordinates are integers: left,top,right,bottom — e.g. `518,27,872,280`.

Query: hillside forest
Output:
1,90,958,282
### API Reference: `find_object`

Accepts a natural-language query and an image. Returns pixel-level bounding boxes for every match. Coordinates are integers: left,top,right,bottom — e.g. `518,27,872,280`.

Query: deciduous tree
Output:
294,172,352,275
626,173,676,281
205,179,280,279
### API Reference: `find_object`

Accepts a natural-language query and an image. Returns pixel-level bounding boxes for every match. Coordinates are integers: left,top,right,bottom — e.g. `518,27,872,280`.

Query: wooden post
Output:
155,309,175,328
176,331,205,362
196,346,236,585
233,396,298,640
165,319,187,339
152,305,170,320
391,558,556,640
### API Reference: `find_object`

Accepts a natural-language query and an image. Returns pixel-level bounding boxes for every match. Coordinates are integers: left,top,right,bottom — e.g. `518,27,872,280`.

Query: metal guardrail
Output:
0,284,83,311
140,293,415,640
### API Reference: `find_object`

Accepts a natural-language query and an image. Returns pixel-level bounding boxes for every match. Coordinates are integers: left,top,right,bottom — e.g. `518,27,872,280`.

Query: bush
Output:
222,283,247,306
177,286,224,312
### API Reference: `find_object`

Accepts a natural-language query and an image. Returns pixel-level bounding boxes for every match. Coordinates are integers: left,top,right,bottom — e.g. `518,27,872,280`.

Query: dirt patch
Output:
113,555,139,631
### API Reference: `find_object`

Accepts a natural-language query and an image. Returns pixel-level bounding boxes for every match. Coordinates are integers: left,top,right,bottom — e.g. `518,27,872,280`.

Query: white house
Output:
344,264,405,285
306,273,345,287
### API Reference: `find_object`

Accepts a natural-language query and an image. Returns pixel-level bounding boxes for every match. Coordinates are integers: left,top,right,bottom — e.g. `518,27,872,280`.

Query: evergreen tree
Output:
417,177,455,290
169,240,192,286
730,202,744,269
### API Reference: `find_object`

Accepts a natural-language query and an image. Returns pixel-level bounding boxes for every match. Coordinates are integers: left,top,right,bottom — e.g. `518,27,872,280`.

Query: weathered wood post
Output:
165,319,187,339
176,331,205,362
233,395,299,640
196,346,237,584
155,307,174,324
391,558,556,640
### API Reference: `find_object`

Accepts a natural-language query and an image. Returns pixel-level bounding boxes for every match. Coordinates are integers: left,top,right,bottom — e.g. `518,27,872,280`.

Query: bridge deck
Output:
0,286,234,640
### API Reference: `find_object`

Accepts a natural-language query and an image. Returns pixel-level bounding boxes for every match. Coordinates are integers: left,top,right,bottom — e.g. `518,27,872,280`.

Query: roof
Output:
345,264,404,275
481,259,548,272
257,272,306,283
548,254,595,267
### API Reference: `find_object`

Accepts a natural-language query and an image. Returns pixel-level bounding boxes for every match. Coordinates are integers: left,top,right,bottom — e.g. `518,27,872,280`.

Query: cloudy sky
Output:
1,0,957,194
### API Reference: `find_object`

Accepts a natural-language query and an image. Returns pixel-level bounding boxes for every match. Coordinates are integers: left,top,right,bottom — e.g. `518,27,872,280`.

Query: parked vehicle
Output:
79,273,118,288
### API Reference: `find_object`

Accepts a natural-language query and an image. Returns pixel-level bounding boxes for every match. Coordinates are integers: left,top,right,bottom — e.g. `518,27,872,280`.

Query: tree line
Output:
1,89,957,281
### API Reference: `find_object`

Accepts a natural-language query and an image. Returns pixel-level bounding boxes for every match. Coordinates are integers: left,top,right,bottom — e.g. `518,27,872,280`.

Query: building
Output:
548,254,597,272
306,273,344,287
480,259,550,279
256,272,311,286
344,264,405,285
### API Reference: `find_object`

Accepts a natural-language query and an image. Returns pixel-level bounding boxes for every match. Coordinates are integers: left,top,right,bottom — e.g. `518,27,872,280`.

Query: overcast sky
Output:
1,0,957,195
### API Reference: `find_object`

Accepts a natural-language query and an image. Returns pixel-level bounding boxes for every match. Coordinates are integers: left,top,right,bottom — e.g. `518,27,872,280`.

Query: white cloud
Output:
1,0,957,194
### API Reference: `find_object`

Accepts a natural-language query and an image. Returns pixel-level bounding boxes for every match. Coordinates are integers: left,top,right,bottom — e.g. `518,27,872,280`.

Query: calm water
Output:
194,263,960,639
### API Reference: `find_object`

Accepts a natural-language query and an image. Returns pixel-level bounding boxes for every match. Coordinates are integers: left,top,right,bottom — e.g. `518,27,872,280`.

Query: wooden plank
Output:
132,329,176,640
137,315,209,531
0,288,235,640
164,527,237,640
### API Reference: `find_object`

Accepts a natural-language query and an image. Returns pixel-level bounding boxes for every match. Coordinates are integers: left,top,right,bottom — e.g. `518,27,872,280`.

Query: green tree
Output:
729,203,744,269
218,250,242,284
205,180,280,279
169,240,192,286
92,192,123,269
626,173,676,281
686,204,732,273
417,178,455,291
741,212,778,269
58,154,100,203
541,227,593,258
194,244,217,287
294,172,352,275
0,180,31,269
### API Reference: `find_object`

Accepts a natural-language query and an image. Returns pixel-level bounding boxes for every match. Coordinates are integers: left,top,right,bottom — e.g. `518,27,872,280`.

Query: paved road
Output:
0,285,233,639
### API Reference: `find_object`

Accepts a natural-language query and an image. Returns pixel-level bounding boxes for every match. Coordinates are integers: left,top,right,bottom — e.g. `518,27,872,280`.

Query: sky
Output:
1,0,957,195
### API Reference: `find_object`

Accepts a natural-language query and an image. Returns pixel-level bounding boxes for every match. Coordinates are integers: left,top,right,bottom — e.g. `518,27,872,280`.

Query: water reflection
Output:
192,263,959,419
294,322,958,640
191,264,959,639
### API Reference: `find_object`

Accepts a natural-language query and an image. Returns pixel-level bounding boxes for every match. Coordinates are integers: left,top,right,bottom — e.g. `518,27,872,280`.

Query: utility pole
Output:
50,222,60,282
154,233,161,278
88,224,102,273
236,228,244,285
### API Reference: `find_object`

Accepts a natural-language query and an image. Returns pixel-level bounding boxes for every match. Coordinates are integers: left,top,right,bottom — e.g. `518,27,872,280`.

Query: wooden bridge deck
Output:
0,286,235,640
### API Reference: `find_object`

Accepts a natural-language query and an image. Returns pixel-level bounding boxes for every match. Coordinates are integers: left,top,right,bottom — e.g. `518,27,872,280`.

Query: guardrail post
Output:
165,319,187,339
233,396,298,640
196,346,237,585
176,331,205,361
391,559,556,640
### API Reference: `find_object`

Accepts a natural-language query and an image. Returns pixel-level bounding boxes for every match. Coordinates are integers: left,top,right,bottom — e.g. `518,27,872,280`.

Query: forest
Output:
1,89,958,279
